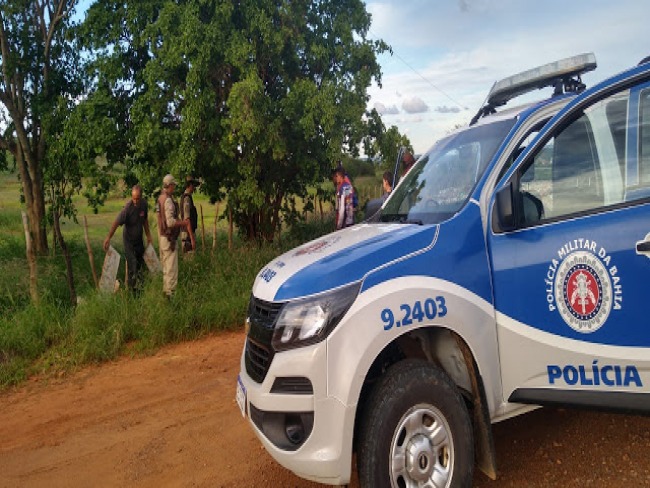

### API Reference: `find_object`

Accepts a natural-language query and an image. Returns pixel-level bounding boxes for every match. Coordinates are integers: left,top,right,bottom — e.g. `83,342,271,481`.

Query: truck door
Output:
488,65,650,412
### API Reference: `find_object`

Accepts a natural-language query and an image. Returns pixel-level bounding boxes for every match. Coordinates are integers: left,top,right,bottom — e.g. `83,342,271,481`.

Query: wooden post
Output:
53,209,77,307
228,206,233,250
21,211,39,304
212,203,219,251
200,204,205,252
83,216,99,288
52,226,55,256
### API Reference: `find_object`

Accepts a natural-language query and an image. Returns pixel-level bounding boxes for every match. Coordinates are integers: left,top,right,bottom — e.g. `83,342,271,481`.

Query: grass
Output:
0,169,337,388
354,174,384,204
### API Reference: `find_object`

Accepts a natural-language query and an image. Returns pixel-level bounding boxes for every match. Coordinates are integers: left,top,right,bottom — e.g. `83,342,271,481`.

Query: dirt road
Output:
1,331,649,487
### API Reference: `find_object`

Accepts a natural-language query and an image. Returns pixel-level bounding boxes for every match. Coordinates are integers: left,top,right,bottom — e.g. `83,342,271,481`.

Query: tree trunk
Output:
53,209,77,307
15,146,48,254
21,211,39,305
83,216,99,289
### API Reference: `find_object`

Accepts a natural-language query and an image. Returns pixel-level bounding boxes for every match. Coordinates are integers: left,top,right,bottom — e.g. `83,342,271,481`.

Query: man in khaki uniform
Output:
180,176,199,253
157,174,193,298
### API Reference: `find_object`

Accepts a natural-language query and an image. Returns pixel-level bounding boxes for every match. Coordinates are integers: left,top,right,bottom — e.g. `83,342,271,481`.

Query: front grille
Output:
245,339,272,383
248,296,284,329
245,296,285,383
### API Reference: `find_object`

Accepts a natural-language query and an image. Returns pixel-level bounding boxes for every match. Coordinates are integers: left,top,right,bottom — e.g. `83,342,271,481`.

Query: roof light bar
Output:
487,52,597,107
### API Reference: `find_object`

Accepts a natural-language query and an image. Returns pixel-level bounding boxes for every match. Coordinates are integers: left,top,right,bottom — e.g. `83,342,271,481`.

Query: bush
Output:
344,158,375,179
0,218,333,388
285,215,335,243
0,303,71,384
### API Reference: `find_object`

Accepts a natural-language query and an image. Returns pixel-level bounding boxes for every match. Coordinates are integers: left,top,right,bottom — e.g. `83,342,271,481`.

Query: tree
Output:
79,0,169,192
220,0,389,240
364,109,412,172
83,0,389,242
0,0,80,254
43,90,119,305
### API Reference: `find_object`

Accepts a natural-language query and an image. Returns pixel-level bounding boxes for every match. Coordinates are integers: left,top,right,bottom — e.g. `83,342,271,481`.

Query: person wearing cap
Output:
157,174,193,298
180,176,200,253
103,184,153,293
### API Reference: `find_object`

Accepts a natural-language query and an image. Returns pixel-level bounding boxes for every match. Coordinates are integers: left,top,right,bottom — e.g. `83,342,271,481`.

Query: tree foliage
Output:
82,0,390,241
364,109,412,172
0,0,81,253
44,90,122,305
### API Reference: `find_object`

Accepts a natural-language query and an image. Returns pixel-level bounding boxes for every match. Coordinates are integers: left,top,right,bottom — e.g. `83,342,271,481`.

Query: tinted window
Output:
518,91,628,225
639,88,650,185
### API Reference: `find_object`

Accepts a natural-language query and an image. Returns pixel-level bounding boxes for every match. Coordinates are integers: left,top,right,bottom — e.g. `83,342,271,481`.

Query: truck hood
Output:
252,223,438,302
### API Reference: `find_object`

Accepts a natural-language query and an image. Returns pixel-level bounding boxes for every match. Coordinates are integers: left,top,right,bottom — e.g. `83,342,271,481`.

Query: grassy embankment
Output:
0,171,345,388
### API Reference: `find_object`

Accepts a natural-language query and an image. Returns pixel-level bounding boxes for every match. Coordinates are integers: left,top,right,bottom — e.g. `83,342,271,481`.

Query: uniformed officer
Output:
156,174,193,298
180,176,200,253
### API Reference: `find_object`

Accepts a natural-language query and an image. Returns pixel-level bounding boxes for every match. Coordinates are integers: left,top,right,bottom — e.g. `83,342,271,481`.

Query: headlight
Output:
272,282,361,352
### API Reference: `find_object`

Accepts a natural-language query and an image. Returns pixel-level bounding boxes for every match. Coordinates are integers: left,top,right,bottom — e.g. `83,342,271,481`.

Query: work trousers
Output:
159,235,178,297
124,239,145,292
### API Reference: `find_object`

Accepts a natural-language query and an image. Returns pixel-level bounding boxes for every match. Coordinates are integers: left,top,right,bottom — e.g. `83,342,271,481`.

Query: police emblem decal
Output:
555,251,611,333
546,240,622,334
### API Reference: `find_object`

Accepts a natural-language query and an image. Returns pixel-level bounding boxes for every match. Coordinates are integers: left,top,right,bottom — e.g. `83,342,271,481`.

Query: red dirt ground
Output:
1,330,649,487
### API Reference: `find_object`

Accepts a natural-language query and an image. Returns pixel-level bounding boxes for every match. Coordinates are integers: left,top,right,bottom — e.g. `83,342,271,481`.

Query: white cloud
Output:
365,0,649,153
402,97,429,114
374,102,400,115
434,105,461,114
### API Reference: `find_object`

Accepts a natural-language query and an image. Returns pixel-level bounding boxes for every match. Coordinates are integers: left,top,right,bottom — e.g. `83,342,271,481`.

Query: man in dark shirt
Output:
103,185,153,292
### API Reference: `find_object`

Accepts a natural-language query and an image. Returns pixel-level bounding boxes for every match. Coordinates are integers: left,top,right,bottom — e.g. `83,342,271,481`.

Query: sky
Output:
363,0,649,154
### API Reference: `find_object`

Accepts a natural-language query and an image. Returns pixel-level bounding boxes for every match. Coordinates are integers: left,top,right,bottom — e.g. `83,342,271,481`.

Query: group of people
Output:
103,151,416,294
103,174,200,298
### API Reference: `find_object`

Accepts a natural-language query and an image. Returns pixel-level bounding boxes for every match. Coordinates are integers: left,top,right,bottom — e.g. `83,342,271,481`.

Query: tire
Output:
358,359,474,488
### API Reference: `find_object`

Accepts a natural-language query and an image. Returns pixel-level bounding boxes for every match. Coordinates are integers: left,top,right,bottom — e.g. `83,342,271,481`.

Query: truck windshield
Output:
381,118,516,224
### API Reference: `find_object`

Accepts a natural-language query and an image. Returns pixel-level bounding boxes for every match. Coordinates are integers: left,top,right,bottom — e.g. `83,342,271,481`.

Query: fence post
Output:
212,203,219,252
228,207,233,250
200,204,205,252
83,216,99,288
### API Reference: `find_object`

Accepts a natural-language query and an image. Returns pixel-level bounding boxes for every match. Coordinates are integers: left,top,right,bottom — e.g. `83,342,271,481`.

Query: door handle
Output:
636,233,650,255
637,240,650,253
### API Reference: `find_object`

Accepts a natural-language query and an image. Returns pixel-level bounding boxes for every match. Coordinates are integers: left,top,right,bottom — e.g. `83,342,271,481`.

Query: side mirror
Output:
495,182,516,231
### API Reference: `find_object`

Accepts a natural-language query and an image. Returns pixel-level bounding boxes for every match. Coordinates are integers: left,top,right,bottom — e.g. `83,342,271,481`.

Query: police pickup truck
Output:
236,53,650,487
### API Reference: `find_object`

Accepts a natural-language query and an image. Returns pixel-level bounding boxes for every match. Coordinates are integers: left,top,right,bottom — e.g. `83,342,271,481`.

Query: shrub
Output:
0,217,333,388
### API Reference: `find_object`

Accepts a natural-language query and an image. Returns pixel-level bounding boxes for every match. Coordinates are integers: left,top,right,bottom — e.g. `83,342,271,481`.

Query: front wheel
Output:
358,359,474,488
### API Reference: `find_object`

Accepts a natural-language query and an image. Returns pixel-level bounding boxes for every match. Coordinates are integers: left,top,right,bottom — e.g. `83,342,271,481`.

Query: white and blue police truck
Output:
236,53,650,487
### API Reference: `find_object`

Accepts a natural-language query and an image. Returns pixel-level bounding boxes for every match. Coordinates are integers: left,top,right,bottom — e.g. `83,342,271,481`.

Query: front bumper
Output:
238,339,355,485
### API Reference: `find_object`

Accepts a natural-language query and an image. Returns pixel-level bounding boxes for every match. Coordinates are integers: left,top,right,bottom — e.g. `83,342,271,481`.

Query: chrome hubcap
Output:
390,405,453,488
